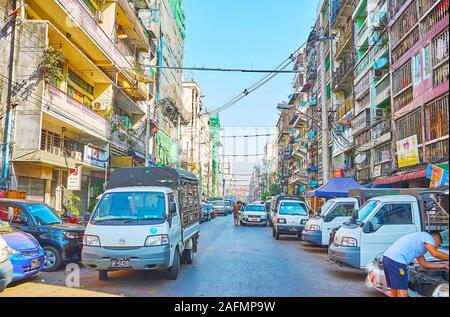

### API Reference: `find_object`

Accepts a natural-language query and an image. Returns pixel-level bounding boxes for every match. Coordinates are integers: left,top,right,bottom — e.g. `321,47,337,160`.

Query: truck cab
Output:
82,167,200,281
271,196,309,240
303,198,359,246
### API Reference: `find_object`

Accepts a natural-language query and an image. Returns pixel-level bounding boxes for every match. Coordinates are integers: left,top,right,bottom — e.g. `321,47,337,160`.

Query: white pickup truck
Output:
329,188,448,270
302,198,359,246
82,167,201,280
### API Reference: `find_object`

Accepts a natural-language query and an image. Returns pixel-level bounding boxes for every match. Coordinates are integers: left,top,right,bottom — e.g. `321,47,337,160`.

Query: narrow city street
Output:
3,215,380,297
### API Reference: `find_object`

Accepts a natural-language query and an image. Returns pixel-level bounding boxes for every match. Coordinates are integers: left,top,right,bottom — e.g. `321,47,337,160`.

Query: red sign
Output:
332,169,343,178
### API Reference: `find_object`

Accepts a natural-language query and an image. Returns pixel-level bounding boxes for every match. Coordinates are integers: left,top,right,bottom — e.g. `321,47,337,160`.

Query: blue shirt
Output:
384,232,436,265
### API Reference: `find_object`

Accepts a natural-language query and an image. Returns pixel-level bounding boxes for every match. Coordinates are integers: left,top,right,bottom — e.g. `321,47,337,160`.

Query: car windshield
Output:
225,201,231,206
213,201,224,206
357,200,379,222
0,220,13,234
320,200,335,216
92,192,166,222
279,202,308,216
440,229,449,249
245,205,266,212
27,204,63,225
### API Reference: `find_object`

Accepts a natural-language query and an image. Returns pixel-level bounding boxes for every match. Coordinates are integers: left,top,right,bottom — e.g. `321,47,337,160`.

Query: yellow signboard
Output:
396,135,420,168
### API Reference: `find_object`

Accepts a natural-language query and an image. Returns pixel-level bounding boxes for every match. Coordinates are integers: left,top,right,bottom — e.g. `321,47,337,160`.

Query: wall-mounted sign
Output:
396,135,420,168
426,164,449,187
67,166,82,191
373,165,382,178
84,145,107,169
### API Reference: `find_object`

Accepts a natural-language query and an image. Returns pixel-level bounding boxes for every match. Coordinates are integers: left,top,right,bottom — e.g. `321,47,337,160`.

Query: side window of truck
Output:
369,203,413,232
168,194,177,216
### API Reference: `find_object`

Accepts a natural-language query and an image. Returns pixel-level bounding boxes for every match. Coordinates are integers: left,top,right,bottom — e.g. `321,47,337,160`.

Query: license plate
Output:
250,218,258,222
31,259,41,270
289,228,298,232
110,257,131,268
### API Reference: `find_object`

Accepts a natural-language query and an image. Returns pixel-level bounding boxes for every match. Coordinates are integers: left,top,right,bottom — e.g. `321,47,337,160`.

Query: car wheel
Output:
98,270,108,281
297,234,302,240
43,246,62,272
183,248,194,265
167,249,180,280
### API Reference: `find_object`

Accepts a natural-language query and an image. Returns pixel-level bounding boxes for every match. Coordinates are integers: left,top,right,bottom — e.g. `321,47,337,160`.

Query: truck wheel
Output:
43,246,62,272
183,248,194,264
98,270,108,281
167,249,180,280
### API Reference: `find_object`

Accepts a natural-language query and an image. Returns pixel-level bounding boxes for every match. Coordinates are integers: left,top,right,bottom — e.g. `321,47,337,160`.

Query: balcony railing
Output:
355,21,368,45
334,53,354,89
372,119,392,140
44,84,109,140
427,139,449,163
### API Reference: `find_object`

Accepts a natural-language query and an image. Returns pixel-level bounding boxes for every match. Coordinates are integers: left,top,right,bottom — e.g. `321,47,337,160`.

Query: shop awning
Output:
306,178,364,198
373,169,427,185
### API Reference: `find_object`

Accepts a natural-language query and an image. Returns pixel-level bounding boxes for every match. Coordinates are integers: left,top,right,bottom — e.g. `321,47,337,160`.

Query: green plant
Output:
66,193,81,218
42,47,65,83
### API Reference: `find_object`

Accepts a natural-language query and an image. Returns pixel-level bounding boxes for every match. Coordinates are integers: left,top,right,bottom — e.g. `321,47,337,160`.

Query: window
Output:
413,53,421,85
0,204,26,224
324,204,355,222
368,203,413,231
423,45,432,79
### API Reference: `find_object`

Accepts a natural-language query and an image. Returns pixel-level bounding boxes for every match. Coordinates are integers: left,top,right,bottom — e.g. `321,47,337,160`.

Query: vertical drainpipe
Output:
320,14,330,185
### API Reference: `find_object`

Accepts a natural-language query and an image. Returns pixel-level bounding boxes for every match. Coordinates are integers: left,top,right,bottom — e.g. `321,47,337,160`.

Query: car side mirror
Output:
363,221,373,234
84,213,92,221
17,214,28,224
169,202,177,216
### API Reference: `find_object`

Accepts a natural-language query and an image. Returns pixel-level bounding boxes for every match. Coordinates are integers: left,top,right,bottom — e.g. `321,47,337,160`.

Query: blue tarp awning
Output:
305,178,364,198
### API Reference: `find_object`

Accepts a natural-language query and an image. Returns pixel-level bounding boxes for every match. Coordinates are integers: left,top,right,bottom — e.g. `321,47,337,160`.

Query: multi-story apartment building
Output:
180,80,212,198
276,109,292,194
331,0,356,179
0,0,157,211
373,0,448,187
351,0,392,185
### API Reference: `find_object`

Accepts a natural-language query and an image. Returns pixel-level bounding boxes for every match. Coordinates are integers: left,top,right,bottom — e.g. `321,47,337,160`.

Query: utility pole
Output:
198,126,203,202
320,14,329,184
1,0,18,188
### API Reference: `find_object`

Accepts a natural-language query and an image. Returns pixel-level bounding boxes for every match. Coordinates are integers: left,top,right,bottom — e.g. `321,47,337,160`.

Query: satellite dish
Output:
355,153,367,165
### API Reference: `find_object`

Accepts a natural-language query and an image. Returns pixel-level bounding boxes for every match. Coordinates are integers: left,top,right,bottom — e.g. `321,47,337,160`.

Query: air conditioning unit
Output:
71,151,82,161
94,10,103,23
51,146,62,156
92,102,109,111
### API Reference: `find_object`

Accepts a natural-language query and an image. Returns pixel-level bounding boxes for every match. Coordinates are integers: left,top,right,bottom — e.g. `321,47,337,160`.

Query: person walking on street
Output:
382,231,449,297
233,202,240,226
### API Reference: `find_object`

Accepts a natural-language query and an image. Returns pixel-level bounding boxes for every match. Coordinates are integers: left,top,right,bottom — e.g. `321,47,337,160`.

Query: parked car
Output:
329,188,448,270
302,198,359,246
240,204,268,226
200,203,211,223
0,220,45,281
82,167,200,281
0,235,13,292
366,232,449,297
224,200,233,215
207,203,215,219
212,200,227,216
0,199,85,272
271,196,309,240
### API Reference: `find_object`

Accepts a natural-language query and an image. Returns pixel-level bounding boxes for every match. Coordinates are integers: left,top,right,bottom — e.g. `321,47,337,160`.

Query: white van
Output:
271,196,309,240
240,204,267,226
303,198,359,246
329,188,448,269
82,167,200,281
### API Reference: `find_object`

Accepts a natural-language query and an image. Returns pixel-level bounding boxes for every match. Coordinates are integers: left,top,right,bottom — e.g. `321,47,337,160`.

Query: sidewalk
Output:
0,282,120,297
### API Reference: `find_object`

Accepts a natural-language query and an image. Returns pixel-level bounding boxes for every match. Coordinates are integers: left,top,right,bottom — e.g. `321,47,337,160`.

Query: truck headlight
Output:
432,284,449,297
83,235,101,247
0,247,9,263
341,237,358,247
301,219,308,225
145,235,169,247
278,218,286,224
309,224,321,231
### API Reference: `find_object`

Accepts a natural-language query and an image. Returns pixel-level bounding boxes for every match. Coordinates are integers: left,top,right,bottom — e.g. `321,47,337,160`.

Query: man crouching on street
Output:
382,231,449,297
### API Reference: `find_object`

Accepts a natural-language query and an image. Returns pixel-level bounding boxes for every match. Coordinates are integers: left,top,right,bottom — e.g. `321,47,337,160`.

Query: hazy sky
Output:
184,0,319,128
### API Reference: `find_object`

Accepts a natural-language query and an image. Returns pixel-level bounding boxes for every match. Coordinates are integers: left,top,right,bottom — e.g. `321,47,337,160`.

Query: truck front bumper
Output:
0,260,13,291
328,243,361,269
277,224,304,235
82,245,171,271
302,230,323,245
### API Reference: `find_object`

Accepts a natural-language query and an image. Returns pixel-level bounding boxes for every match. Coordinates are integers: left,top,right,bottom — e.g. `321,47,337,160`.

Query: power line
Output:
220,133,276,138
145,65,303,73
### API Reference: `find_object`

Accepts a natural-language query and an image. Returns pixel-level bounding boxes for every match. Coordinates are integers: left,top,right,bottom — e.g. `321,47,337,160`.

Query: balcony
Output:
355,20,369,47
336,97,354,121
334,25,353,59
372,119,392,144
116,0,150,50
373,74,391,107
331,0,353,28
44,84,110,142
352,108,370,135
354,71,370,100
334,53,354,90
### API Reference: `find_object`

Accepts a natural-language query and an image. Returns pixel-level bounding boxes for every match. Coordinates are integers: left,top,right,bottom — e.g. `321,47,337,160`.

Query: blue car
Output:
0,221,45,281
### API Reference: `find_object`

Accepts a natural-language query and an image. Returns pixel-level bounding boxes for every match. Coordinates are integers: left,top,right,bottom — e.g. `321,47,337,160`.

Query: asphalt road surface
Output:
3,215,382,297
